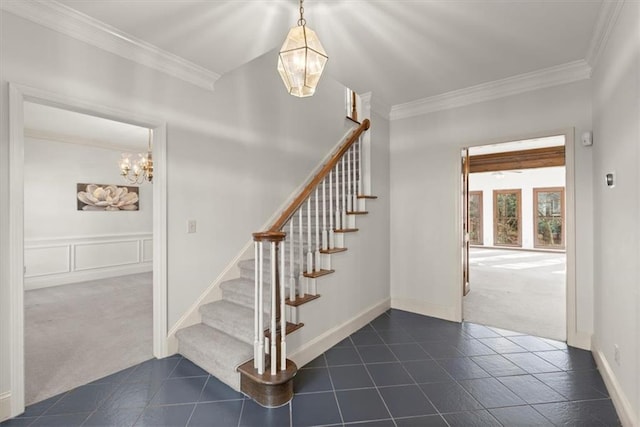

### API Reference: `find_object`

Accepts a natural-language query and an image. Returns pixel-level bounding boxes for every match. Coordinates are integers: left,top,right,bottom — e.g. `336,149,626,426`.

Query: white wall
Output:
24,137,152,240
591,1,639,424
0,10,391,415
470,167,565,249
390,80,593,336
23,136,153,289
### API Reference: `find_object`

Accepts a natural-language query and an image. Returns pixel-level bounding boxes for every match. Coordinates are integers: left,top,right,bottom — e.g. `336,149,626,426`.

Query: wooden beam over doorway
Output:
469,146,565,173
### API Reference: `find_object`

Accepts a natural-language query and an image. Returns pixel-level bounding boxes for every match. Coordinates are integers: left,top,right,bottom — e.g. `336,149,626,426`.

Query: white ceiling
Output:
54,0,604,107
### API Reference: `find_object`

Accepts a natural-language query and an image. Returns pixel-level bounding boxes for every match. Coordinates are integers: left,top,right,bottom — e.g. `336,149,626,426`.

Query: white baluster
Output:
335,162,341,230
347,147,352,213
314,187,320,271
306,198,312,273
358,135,363,197
289,221,295,302
329,169,335,249
341,156,347,228
280,240,286,371
257,241,265,374
270,242,277,375
322,179,328,250
298,209,304,293
253,242,259,369
353,144,358,209
340,156,347,228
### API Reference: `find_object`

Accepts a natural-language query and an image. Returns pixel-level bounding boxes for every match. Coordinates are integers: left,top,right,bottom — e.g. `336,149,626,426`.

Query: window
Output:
534,187,565,249
469,191,483,245
493,189,521,247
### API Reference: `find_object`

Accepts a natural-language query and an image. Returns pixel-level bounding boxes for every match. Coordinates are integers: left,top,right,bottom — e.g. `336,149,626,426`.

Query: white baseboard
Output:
391,298,458,322
289,298,391,368
592,345,637,427
0,392,11,422
25,263,152,290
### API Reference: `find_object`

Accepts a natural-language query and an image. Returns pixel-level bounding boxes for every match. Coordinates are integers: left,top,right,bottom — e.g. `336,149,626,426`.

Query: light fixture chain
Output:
298,0,306,26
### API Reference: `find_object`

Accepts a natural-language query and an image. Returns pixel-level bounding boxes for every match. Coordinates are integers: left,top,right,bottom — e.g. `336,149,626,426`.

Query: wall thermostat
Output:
581,131,593,146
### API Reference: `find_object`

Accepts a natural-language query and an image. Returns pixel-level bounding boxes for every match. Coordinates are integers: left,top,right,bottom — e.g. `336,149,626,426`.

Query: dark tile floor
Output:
2,309,621,426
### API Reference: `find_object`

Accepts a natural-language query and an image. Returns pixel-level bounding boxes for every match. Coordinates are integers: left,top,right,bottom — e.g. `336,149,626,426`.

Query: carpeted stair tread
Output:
238,259,296,282
176,323,252,391
220,277,270,311
200,300,266,345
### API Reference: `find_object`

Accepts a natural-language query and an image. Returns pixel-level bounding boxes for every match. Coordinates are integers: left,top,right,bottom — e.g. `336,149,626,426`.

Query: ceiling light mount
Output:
277,0,328,98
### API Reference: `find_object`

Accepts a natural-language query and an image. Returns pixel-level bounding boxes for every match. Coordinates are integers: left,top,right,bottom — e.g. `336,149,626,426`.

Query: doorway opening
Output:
462,135,568,341
8,83,167,417
22,102,155,405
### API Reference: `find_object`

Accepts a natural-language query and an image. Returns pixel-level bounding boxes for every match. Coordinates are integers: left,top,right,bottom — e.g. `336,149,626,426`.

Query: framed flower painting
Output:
77,183,139,211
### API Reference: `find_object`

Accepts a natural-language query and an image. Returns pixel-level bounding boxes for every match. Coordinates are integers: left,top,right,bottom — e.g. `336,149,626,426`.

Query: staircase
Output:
176,118,374,407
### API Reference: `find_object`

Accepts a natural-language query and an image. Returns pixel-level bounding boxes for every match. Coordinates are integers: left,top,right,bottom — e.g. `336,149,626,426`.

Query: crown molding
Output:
0,0,220,91
390,60,592,120
25,128,141,153
585,0,625,69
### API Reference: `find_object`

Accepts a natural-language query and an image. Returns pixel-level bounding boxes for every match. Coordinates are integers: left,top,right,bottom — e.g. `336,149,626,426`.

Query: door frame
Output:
8,83,168,417
459,128,586,349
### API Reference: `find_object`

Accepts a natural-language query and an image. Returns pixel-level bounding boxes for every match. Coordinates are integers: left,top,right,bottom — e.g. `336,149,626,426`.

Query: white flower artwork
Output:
77,183,139,211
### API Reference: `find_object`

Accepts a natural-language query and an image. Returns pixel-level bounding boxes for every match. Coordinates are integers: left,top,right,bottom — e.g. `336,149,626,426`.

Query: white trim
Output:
390,60,592,120
26,264,152,291
9,84,26,418
0,392,11,423
585,0,625,69
392,298,459,323
151,124,168,359
142,238,153,263
25,233,152,246
7,82,168,418
592,345,637,427
563,128,585,350
289,298,390,368
359,92,373,195
23,233,154,286
73,239,140,271
0,0,220,91
24,128,137,153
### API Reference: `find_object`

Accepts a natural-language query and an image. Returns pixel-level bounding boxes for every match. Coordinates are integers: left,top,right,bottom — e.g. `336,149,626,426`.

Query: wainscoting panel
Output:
24,233,152,290
75,240,139,271
24,245,70,278
142,238,153,263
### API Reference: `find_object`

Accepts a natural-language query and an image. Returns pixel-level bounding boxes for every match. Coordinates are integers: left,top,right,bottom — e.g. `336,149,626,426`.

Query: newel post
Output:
252,231,286,374
240,230,297,408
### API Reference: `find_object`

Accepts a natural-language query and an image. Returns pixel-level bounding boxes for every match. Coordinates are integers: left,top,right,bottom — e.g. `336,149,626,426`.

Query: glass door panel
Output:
494,189,521,247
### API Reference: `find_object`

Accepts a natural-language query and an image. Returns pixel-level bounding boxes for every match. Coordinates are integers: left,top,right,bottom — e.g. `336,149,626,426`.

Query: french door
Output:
462,149,470,296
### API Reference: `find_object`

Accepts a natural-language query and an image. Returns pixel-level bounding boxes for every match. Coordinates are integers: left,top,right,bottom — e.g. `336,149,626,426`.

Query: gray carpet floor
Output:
464,248,566,341
25,272,153,405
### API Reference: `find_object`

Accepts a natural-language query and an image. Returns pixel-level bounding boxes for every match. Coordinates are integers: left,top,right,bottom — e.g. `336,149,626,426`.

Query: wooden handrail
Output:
266,118,370,233
253,231,286,242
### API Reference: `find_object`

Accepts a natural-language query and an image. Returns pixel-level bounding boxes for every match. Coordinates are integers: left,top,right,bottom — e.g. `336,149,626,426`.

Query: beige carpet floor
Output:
25,272,153,405
463,248,566,341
